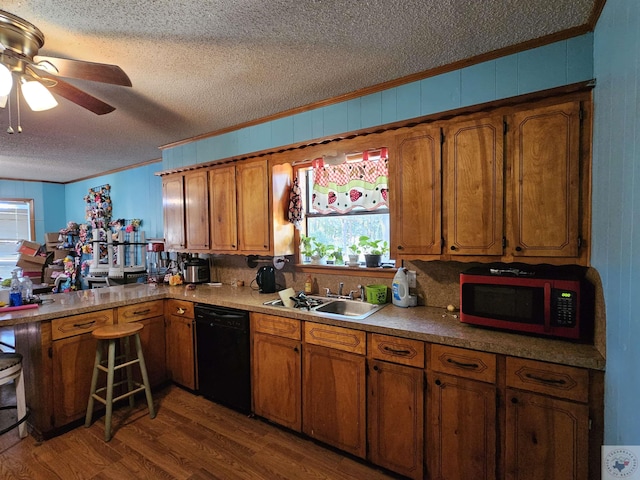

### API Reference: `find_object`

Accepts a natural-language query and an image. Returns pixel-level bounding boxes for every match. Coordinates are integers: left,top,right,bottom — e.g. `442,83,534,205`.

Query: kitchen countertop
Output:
0,283,605,370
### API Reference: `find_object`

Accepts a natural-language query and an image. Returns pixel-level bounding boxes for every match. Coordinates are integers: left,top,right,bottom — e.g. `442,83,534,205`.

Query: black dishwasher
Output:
195,304,251,413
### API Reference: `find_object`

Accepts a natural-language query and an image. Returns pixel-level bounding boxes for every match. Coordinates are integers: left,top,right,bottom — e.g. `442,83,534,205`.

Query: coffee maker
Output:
256,265,277,293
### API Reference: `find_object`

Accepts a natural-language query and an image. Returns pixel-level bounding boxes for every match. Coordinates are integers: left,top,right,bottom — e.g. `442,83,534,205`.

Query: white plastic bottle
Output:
392,268,411,307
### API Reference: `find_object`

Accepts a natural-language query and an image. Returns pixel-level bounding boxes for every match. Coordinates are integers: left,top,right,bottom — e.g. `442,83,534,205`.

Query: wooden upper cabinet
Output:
237,159,270,253
162,174,186,250
184,170,210,250
390,125,442,256
209,165,238,252
443,115,504,256
508,100,581,258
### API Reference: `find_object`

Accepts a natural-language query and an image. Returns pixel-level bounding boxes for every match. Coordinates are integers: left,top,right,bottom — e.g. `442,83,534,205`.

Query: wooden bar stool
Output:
0,352,28,438
85,323,155,441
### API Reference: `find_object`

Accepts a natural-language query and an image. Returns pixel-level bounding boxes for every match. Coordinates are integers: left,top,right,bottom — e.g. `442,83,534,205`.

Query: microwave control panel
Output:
550,288,577,326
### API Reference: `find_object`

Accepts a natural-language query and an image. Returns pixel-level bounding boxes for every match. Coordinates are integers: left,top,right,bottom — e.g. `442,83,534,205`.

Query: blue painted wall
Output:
0,180,65,243
162,34,594,170
593,0,640,444
64,162,164,239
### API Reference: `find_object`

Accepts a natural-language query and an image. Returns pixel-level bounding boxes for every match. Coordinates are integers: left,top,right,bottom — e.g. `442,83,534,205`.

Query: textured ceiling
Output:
0,0,598,183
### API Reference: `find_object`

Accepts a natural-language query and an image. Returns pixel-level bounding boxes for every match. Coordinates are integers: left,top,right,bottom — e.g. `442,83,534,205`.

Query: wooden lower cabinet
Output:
505,389,589,480
427,373,497,480
51,332,103,427
427,344,498,480
368,359,424,480
504,357,591,480
117,301,167,388
251,313,302,432
165,313,196,390
303,343,367,459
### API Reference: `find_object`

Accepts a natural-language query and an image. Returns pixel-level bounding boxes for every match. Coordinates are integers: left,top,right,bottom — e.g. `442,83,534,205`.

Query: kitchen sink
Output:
314,299,382,317
263,295,386,320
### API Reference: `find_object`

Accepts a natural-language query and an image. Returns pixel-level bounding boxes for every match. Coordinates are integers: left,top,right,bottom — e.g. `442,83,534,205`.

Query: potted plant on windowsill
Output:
300,235,328,264
327,245,345,266
347,243,361,266
358,235,389,268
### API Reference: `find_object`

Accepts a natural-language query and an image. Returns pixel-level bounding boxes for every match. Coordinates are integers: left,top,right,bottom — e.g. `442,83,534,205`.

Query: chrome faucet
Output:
325,282,357,300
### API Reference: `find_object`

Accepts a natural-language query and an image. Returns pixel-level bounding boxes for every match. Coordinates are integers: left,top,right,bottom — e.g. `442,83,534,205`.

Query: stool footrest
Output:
91,383,147,406
97,358,140,373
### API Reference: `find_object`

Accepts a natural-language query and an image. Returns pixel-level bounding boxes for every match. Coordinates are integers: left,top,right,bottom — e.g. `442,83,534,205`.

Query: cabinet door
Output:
505,388,589,480
209,165,238,251
133,316,167,388
252,332,301,431
184,170,210,250
52,333,101,427
368,359,424,480
303,344,366,458
237,159,270,252
443,116,504,255
509,101,581,257
162,175,186,250
391,126,442,256
165,314,196,390
427,373,497,480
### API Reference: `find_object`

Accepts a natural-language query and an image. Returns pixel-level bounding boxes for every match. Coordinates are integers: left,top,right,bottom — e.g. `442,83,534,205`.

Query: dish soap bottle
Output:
392,268,410,308
9,270,23,307
304,274,313,295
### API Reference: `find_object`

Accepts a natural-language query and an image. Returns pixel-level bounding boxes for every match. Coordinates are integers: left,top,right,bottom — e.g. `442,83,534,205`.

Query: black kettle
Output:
256,265,277,293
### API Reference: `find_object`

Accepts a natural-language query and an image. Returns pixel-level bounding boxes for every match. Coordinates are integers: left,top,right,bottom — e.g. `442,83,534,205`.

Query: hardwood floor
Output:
0,385,399,479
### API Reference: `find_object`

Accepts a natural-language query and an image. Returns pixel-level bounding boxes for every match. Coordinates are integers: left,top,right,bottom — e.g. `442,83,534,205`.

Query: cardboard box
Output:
44,266,64,282
45,242,60,251
16,240,42,256
53,249,73,261
45,232,61,243
16,254,46,273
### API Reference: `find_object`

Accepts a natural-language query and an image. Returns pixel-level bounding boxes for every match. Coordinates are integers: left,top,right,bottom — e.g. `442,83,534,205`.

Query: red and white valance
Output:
311,148,388,214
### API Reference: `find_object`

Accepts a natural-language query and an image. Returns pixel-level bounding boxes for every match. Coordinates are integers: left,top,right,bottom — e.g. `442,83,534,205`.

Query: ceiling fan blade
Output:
47,77,116,115
33,55,132,87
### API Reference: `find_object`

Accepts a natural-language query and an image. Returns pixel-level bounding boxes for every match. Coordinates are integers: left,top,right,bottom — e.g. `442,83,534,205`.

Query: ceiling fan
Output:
0,9,131,115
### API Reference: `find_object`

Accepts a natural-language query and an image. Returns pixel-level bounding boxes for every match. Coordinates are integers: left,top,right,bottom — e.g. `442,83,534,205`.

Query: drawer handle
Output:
383,346,411,356
525,373,567,386
133,309,151,315
176,307,186,314
72,320,96,329
447,357,479,369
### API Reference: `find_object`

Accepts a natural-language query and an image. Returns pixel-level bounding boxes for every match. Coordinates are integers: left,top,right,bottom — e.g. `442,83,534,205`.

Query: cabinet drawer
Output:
118,300,164,323
304,322,366,355
166,299,195,319
252,313,301,340
369,333,424,368
430,344,496,384
506,357,589,403
52,309,114,340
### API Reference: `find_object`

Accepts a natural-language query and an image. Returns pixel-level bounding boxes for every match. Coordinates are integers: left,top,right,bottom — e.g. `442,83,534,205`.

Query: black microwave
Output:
459,265,594,341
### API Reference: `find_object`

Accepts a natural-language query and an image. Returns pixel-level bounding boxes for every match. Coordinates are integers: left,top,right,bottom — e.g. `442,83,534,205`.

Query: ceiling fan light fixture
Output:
20,78,58,111
0,63,12,96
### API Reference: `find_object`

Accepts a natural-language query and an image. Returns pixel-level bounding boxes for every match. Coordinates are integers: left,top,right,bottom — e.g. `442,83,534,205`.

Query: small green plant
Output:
300,234,316,258
300,234,329,261
357,235,389,256
348,243,361,255
327,245,344,265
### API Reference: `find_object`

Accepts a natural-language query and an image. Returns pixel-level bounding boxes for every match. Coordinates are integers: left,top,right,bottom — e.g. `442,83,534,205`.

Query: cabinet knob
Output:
515,246,523,252
511,397,518,404
397,245,404,250
435,379,441,386
373,365,379,371
450,245,456,251
293,347,299,353
177,307,186,314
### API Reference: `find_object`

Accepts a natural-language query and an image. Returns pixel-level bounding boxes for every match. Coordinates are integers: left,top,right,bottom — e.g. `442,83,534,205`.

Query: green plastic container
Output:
365,284,388,304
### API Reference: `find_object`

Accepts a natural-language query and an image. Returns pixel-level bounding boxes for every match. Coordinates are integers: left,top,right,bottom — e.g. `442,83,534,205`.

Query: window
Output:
297,148,392,267
0,199,35,280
